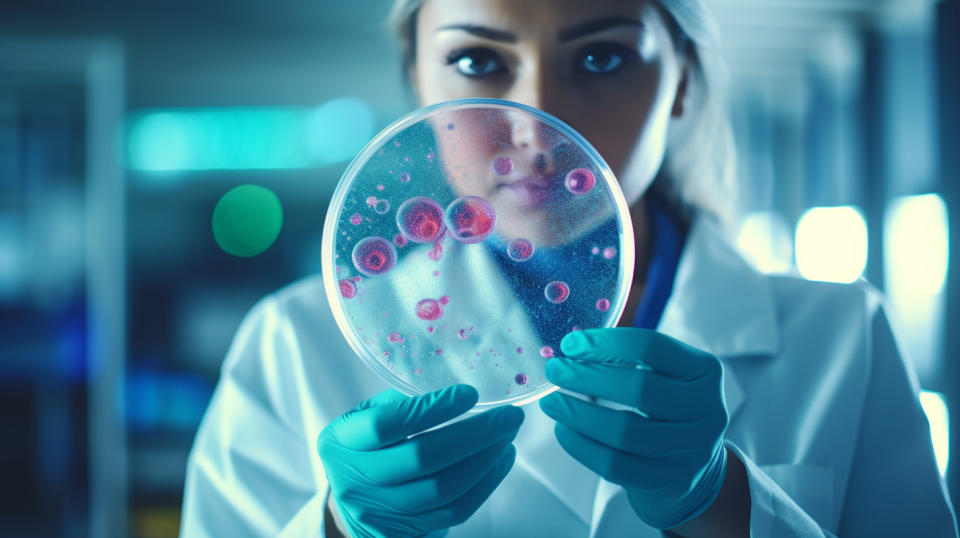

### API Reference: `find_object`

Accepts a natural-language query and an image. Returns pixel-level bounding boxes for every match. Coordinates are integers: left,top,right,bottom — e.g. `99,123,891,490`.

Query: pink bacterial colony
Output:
351,236,397,276
387,331,405,343
393,234,407,247
544,281,570,304
539,346,554,358
514,373,528,385
349,213,363,225
338,279,357,299
415,298,444,321
596,298,611,312
396,196,445,243
493,156,513,176
507,238,535,262
565,168,596,194
444,196,496,244
603,246,617,259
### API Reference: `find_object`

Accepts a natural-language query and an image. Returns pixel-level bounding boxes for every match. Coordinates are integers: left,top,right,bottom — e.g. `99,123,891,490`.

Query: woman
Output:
180,1,958,536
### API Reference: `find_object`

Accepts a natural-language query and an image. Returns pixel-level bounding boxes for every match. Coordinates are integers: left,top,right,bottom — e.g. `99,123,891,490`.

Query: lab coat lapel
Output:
656,215,778,418
589,216,778,536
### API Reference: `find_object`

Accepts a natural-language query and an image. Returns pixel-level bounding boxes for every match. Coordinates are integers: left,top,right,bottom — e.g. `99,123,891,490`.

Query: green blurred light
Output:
126,100,374,172
212,185,283,257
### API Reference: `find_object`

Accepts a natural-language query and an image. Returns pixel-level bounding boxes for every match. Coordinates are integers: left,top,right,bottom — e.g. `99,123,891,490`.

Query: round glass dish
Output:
322,98,634,410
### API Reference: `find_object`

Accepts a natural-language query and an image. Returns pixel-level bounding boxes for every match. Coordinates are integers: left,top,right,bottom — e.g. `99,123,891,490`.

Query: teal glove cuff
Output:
657,443,728,530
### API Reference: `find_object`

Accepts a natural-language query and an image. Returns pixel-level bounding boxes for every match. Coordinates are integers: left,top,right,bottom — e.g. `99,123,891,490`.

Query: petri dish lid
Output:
322,98,634,410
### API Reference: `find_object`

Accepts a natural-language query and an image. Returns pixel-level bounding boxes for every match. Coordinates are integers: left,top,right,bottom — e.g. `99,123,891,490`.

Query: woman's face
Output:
412,0,686,243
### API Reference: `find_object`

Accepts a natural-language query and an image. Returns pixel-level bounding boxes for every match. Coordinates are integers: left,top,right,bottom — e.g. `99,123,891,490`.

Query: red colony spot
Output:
351,237,397,276
445,196,496,244
338,279,357,299
415,298,444,321
544,281,570,304
439,295,450,305
565,168,596,194
397,196,445,243
507,238,535,262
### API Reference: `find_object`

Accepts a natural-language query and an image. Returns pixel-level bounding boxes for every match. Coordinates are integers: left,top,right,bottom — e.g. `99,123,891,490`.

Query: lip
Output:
497,174,562,208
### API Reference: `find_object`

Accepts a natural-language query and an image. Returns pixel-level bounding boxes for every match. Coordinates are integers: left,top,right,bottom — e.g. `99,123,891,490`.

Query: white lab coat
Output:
180,215,958,537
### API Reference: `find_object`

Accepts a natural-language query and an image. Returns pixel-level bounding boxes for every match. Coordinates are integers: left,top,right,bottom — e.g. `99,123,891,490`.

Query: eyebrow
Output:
435,16,643,44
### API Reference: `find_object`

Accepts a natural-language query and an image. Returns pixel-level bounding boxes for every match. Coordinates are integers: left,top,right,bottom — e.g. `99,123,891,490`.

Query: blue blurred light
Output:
919,390,950,477
126,371,213,432
125,99,375,172
306,97,377,165
884,193,949,296
795,206,868,283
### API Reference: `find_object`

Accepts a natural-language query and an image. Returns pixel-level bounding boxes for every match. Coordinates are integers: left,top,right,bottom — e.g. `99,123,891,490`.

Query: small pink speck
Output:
596,298,611,312
572,326,582,331
433,270,440,277
603,247,617,259
540,346,554,358
439,295,449,305
382,351,390,357
427,326,434,333
516,347,523,354
349,213,362,225
393,140,401,147
387,332,405,343
591,246,600,255
377,184,385,191
393,234,407,247
403,157,410,162
414,368,423,375
366,196,377,206
435,349,443,355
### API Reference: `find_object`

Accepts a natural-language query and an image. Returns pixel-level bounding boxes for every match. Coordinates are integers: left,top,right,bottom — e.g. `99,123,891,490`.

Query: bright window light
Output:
920,390,950,477
125,98,375,172
884,194,949,295
795,206,868,283
736,212,794,273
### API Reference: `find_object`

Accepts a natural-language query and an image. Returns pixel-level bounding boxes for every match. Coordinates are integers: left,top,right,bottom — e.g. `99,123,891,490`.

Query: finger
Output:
326,384,479,451
540,392,711,458
348,404,524,484
354,388,409,411
351,436,514,514
545,357,711,421
560,328,718,380
553,422,672,491
413,444,517,531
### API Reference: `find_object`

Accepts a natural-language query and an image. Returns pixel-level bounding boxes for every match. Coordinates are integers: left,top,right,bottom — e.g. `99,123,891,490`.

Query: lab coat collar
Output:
656,214,780,360
656,215,779,421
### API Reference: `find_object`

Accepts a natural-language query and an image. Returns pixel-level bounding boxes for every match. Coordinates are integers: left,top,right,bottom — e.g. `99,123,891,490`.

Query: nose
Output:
503,68,564,171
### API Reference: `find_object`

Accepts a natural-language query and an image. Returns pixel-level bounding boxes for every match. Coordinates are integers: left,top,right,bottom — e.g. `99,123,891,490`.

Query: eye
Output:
576,43,635,75
446,47,507,77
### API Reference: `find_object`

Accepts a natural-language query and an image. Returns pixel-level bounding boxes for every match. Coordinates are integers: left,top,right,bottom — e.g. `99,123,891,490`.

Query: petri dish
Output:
322,98,634,410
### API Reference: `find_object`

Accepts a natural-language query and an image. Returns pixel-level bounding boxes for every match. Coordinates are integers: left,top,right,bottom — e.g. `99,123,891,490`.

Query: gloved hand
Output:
539,328,728,530
318,384,523,538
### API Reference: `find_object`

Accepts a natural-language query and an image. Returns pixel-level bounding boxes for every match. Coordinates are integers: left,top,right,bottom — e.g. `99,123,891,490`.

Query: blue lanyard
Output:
631,197,685,329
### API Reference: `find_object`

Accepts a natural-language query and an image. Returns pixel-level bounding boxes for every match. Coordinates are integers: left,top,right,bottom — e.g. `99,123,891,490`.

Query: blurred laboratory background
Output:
0,0,957,536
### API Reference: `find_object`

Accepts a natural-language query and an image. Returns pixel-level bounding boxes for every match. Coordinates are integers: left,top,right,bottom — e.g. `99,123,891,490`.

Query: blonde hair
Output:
385,0,737,227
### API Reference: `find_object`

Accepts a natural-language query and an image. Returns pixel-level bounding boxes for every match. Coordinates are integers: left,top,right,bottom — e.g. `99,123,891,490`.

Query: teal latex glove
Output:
540,328,728,530
317,384,523,538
